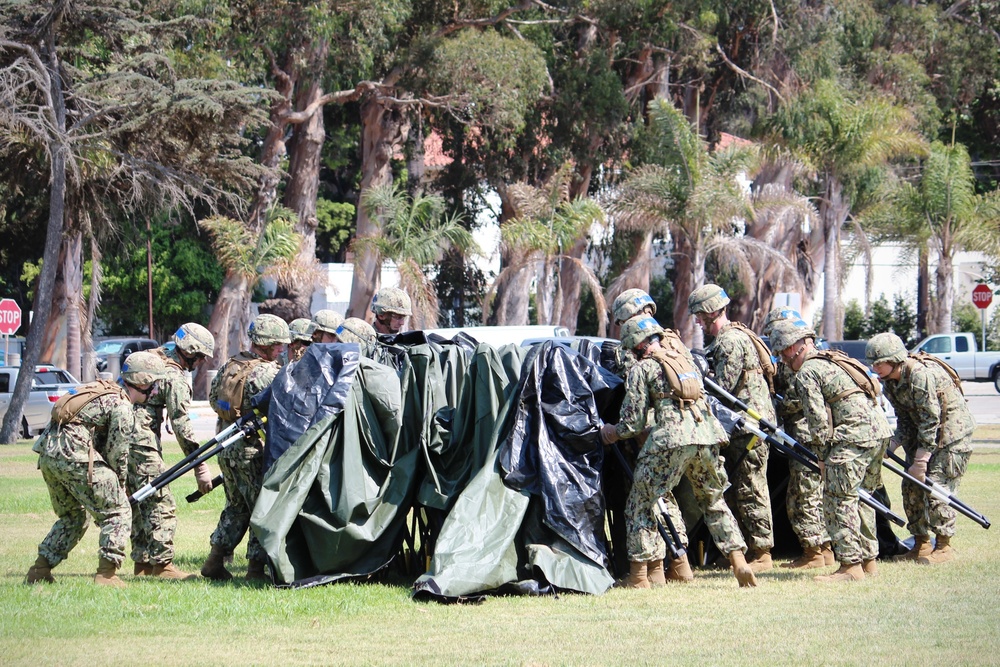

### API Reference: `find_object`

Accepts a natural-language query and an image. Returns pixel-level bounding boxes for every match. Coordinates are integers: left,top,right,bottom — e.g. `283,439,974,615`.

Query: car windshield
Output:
94,341,125,354
35,369,73,384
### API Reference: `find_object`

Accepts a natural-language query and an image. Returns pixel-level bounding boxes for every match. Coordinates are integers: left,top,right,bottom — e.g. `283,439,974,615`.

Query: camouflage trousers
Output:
786,457,830,548
721,433,774,553
127,443,177,565
823,438,887,564
902,441,971,538
211,442,265,561
37,454,131,568
627,442,746,561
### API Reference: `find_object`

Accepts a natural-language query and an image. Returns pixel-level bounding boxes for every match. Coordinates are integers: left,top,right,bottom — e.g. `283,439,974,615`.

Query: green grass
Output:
2,440,999,666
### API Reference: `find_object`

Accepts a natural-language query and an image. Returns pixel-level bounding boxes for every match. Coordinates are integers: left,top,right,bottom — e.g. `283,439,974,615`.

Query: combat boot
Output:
728,550,757,588
133,562,154,576
245,558,269,582
747,549,773,573
152,562,197,580
25,555,55,584
94,557,127,588
782,545,826,570
624,561,650,589
821,542,835,566
895,535,932,561
647,559,666,587
918,535,955,565
200,545,233,581
862,559,878,577
665,554,694,583
814,562,864,583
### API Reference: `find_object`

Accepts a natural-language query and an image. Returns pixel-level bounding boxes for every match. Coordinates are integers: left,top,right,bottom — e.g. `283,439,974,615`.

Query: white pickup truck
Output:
0,365,79,438
911,332,1000,393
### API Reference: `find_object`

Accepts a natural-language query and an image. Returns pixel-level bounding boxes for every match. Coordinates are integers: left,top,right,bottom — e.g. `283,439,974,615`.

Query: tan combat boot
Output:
133,562,154,576
624,561,650,589
200,545,233,581
782,545,826,570
747,550,773,573
246,558,269,582
94,557,127,588
814,562,864,583
665,554,694,583
25,555,55,584
152,562,197,580
729,550,758,588
821,542,835,566
895,535,932,561
647,559,666,587
862,559,878,577
918,535,955,565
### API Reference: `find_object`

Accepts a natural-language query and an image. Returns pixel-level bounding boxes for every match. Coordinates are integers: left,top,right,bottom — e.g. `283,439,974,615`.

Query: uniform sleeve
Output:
794,367,829,451
106,401,139,484
909,367,943,452
616,363,650,440
164,374,200,456
887,384,917,448
713,335,747,395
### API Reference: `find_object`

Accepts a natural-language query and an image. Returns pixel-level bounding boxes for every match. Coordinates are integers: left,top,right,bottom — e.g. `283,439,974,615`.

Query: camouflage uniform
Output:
32,387,138,567
707,323,776,553
883,357,975,538
208,350,280,562
794,350,892,564
616,345,746,561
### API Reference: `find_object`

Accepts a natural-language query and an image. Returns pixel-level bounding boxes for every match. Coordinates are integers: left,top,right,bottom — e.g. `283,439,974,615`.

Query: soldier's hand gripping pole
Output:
883,449,990,529
736,418,906,527
185,474,224,503
130,412,266,504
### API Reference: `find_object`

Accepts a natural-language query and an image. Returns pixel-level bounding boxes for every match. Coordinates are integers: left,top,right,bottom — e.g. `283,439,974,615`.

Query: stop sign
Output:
972,284,993,310
0,299,21,335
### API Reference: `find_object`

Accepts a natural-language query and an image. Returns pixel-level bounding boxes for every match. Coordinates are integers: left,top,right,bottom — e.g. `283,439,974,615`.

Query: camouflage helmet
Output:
371,287,412,317
120,350,167,386
312,309,344,335
288,318,317,343
688,284,731,315
769,320,814,354
620,316,664,350
612,289,656,324
248,313,291,346
336,318,377,346
761,307,808,337
172,322,215,357
866,332,908,365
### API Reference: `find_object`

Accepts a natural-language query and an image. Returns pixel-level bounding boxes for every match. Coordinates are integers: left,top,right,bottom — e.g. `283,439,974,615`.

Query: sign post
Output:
0,299,22,367
972,284,993,352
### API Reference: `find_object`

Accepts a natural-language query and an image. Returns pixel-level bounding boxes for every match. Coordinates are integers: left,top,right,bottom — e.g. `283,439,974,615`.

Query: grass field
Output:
1,438,998,666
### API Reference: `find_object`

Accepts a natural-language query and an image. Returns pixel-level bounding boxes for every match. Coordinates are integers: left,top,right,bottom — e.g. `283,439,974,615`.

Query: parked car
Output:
827,340,868,363
94,337,159,373
0,364,80,438
911,332,1000,393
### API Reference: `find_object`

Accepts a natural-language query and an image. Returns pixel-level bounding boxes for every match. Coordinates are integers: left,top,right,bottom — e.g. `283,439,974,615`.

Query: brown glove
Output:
600,423,620,446
908,448,931,483
194,463,214,495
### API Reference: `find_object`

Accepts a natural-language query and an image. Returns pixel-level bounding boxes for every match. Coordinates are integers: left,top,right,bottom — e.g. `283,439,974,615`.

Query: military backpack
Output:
51,380,127,425
213,354,265,422
811,349,881,403
909,351,964,395
647,332,704,409
727,321,777,393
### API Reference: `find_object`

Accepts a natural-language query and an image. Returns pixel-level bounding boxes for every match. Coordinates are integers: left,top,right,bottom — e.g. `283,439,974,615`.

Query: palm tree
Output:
356,184,476,330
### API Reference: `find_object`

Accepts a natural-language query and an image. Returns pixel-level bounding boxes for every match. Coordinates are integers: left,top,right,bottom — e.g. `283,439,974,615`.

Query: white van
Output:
425,325,570,348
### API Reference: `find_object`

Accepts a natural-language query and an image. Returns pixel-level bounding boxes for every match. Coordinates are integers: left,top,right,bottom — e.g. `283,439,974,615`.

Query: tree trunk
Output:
934,233,955,334
820,177,848,341
487,190,531,325
62,228,83,379
917,245,929,339
192,270,249,401
673,232,704,349
347,96,409,320
557,165,594,333
81,233,101,382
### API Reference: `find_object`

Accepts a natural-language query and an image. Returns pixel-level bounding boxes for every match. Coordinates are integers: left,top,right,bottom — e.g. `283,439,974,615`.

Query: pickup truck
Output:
0,365,80,438
911,332,1000,393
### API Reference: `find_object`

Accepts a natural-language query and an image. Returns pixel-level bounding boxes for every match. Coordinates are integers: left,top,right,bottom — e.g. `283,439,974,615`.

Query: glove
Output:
600,423,620,446
194,463,214,495
908,448,932,483
817,461,825,476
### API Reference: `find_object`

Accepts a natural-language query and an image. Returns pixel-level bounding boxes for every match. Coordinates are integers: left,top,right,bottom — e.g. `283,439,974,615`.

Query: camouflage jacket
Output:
32,389,139,484
793,350,893,452
143,346,200,456
883,357,975,453
774,362,807,441
210,349,279,433
707,323,775,422
615,356,729,449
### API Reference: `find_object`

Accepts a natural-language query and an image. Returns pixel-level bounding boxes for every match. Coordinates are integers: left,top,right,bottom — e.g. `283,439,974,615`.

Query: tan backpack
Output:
51,380,127,425
728,321,777,393
213,354,264,422
812,349,881,403
910,351,964,395
647,332,704,409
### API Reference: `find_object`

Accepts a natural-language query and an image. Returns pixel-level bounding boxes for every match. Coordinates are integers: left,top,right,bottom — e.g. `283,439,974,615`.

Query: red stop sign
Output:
0,299,21,335
972,284,993,309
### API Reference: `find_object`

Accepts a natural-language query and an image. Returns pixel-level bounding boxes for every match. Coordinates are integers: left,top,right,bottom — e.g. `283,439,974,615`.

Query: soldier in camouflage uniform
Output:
311,310,343,344
130,323,217,579
763,309,834,570
866,332,975,564
336,317,378,357
286,318,316,363
600,316,758,589
371,286,411,335
771,321,892,582
26,351,167,588
689,284,776,572
201,314,289,582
